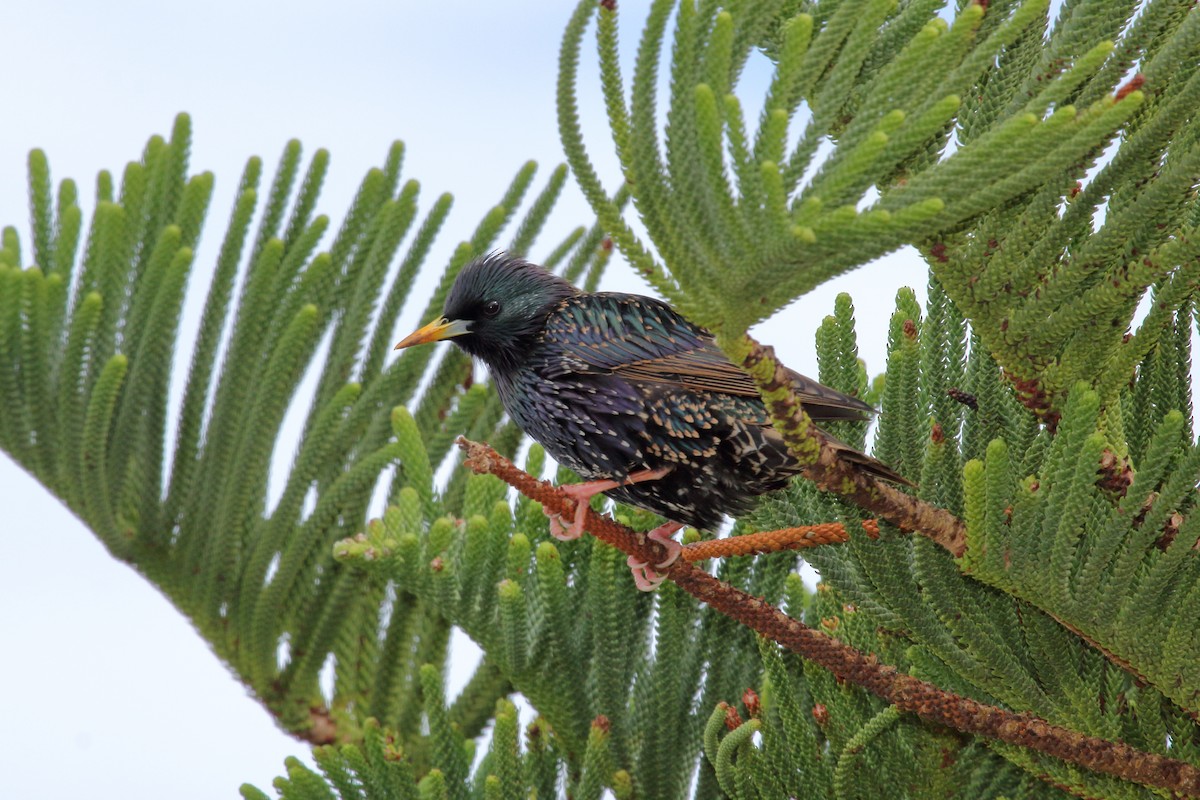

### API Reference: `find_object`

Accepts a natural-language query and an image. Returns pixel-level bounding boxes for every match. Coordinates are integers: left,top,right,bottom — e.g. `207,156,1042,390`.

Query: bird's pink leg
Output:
544,467,671,541
627,521,685,591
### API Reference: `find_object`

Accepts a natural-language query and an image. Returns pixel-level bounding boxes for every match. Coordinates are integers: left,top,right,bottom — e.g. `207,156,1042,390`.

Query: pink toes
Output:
627,521,685,591
541,470,669,542
627,555,667,591
647,522,684,563
544,504,587,541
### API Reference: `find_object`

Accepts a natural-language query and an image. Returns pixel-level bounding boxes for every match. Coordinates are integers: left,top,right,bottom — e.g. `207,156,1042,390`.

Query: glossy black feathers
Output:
441,254,577,373
431,254,895,531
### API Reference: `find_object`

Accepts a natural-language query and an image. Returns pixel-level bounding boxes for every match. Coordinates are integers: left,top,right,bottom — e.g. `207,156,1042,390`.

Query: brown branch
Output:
731,333,1168,693
457,437,1200,797
733,334,968,556
681,520,876,562
273,704,341,746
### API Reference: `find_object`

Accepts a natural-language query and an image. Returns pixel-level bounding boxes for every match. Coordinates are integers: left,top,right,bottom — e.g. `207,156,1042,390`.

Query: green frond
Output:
10,0,1200,795
80,353,129,551
831,705,902,799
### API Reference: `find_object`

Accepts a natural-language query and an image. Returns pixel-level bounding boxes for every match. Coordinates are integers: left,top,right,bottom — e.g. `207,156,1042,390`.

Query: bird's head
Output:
394,253,578,373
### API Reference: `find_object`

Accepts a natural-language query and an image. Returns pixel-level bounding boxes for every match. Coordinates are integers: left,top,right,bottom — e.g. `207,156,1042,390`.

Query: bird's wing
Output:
540,293,873,421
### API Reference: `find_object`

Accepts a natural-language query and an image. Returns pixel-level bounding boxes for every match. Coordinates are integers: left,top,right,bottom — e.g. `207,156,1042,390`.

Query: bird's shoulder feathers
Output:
537,293,873,422
538,293,760,396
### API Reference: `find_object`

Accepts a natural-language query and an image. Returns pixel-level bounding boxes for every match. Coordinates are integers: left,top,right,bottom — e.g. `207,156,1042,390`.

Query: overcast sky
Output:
0,2,925,797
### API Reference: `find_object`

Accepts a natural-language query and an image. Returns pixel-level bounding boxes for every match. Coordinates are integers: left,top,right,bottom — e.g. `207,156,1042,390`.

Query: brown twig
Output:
278,704,340,746
681,520,877,562
734,334,968,556
457,436,1200,797
732,333,1167,690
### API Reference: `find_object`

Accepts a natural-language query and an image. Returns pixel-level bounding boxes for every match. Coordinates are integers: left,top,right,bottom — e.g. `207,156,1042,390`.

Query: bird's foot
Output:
546,500,587,541
543,468,671,542
545,480,615,540
627,521,685,591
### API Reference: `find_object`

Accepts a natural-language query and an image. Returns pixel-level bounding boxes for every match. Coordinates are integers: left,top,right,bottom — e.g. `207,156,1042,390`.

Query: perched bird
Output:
395,253,901,589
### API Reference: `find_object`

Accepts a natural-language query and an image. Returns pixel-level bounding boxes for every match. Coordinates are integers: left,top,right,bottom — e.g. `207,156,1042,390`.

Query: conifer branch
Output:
457,436,1200,797
732,331,1164,697
681,520,870,562
725,332,969,556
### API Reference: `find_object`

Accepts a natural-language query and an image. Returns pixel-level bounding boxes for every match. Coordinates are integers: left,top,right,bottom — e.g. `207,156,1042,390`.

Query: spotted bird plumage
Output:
395,254,902,587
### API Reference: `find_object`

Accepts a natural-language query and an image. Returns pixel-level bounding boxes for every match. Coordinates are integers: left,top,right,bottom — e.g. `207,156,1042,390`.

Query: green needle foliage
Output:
3,0,1200,796
0,113,597,757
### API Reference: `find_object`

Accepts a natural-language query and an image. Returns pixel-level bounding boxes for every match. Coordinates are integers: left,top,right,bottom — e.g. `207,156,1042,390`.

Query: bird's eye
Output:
482,300,501,318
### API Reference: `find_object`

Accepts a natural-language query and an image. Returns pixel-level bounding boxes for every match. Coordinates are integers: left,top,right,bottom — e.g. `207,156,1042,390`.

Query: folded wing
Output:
541,293,874,423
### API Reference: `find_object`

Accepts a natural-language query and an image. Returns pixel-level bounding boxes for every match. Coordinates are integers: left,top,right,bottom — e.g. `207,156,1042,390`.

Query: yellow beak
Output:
393,317,472,350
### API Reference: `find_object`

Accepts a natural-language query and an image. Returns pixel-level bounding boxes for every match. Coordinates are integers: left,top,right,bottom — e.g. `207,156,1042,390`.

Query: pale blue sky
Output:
0,2,924,797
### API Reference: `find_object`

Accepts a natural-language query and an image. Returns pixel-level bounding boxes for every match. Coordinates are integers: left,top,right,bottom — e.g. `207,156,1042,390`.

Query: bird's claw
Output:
543,472,668,542
544,484,596,541
627,556,668,591
627,522,684,591
546,509,581,541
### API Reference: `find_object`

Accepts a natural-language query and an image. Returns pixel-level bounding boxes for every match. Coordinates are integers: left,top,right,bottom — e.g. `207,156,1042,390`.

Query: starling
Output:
395,253,902,589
